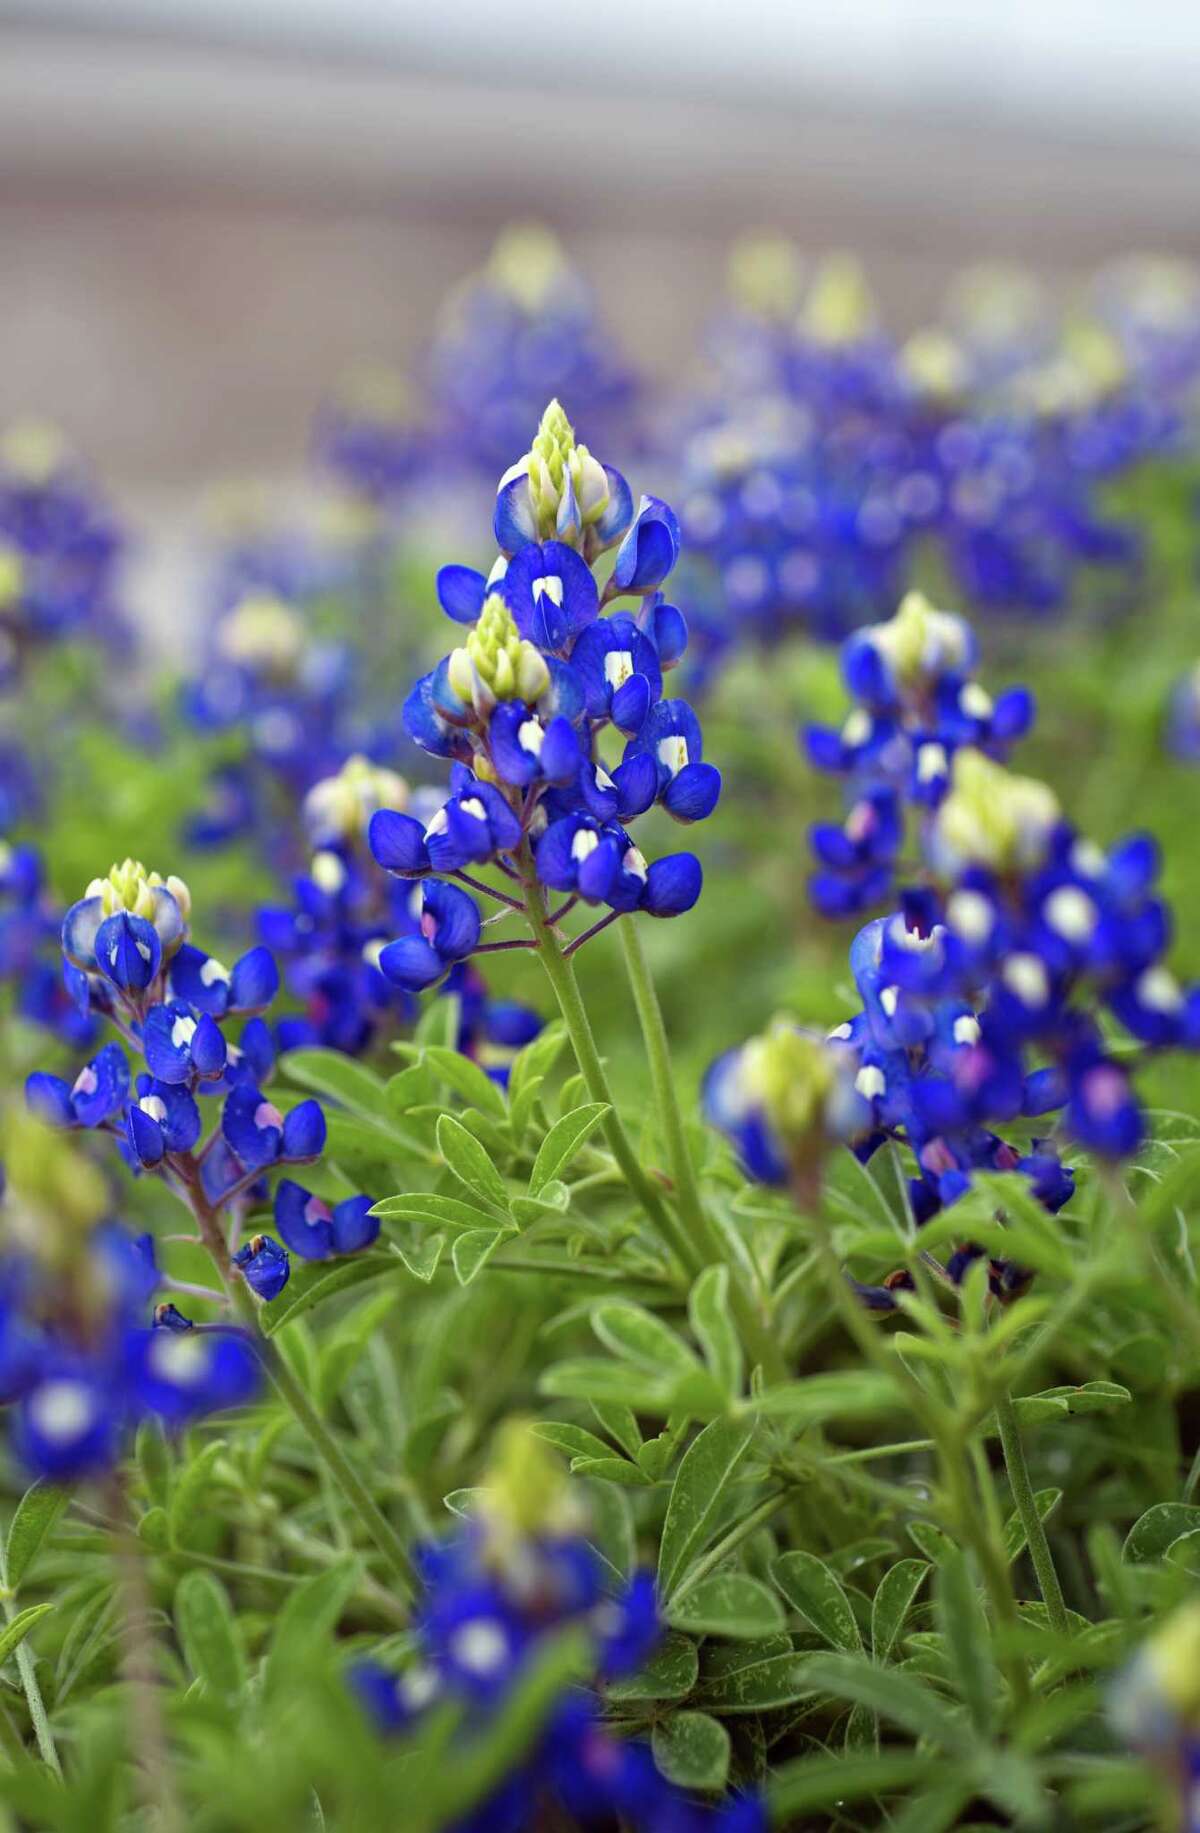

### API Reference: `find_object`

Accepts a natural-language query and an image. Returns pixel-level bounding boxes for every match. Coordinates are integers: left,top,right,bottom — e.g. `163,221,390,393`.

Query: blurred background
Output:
2,0,1200,515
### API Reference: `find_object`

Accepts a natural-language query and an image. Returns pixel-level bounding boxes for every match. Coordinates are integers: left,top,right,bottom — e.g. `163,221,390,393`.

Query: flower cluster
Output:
367,401,717,988
424,227,638,480
180,589,361,856
25,858,385,1309
675,250,1157,664
0,1117,259,1481
351,1424,762,1833
0,420,127,687
804,590,1035,916
259,754,541,1074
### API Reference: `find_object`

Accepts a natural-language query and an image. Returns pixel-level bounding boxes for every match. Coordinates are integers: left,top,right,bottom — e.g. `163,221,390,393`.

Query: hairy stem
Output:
515,851,696,1277
617,916,788,1382
994,1386,1070,1635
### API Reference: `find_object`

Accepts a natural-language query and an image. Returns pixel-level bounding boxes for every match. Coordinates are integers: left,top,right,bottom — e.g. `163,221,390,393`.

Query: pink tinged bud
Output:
420,911,438,942
994,1142,1021,1170
846,801,876,844
304,1196,333,1226
255,1101,284,1131
921,1137,957,1177
72,1065,98,1097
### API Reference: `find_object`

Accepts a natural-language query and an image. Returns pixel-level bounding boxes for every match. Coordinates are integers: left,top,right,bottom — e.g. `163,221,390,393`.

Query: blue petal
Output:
331,1195,379,1255
379,936,445,990
229,946,279,1013
69,1042,130,1126
436,564,488,624
642,853,702,917
62,895,104,969
663,762,721,823
126,1102,165,1166
25,1073,75,1128
274,1178,335,1259
282,1099,327,1161
169,944,231,1016
369,809,430,876
493,470,538,554
222,1085,284,1168
422,880,481,962
96,912,161,991
191,1013,227,1077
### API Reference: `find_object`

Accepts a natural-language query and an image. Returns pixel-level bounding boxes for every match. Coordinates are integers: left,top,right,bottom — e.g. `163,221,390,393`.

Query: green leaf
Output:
170,1439,227,1549
658,1419,756,1599
506,1022,565,1132
1010,1396,1071,1426
592,1301,700,1377
370,1192,502,1231
1003,1489,1062,1562
0,1603,53,1668
749,1369,898,1426
668,1572,785,1640
871,1560,929,1661
1123,1502,1200,1562
934,1548,996,1737
768,1751,941,1819
773,1551,862,1651
590,1403,642,1460
317,1287,401,1409
264,1560,360,1699
6,1483,69,1592
416,993,460,1049
907,1521,957,1566
605,1632,698,1703
284,1048,389,1122
391,1233,445,1283
174,1572,246,1704
531,1422,615,1464
1031,1381,1133,1416
652,1712,730,1791
688,1266,743,1399
135,1420,171,1510
452,1229,507,1285
422,1045,508,1119
1166,1530,1200,1575
263,1254,400,1336
528,1103,609,1195
797,1652,974,1754
697,1642,816,1712
540,1358,679,1409
570,1456,652,1488
436,1114,511,1213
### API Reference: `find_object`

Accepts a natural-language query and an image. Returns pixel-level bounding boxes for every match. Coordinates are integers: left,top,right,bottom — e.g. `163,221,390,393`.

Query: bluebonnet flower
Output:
424,225,638,480
0,420,128,677
804,591,1035,916
274,1179,378,1259
231,1234,291,1302
22,858,395,1318
704,1020,873,1190
0,1118,259,1482
260,755,543,1066
373,401,716,978
350,1421,762,1833
676,251,1146,666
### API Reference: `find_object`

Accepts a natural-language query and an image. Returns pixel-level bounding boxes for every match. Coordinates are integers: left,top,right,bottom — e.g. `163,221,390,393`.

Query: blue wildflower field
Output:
2,233,1200,1832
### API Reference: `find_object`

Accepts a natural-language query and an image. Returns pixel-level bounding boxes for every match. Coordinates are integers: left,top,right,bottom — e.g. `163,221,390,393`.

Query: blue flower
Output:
274,1178,379,1259
142,1001,228,1085
25,1041,130,1130
501,541,599,652
15,1365,122,1482
168,942,279,1016
125,1076,202,1166
222,1086,326,1169
129,1325,260,1424
231,1234,291,1302
570,612,663,733
609,495,681,597
378,879,481,991
623,699,722,823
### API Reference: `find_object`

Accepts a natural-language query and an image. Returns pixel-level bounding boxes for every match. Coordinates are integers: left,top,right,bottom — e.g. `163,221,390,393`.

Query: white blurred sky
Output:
5,0,1200,141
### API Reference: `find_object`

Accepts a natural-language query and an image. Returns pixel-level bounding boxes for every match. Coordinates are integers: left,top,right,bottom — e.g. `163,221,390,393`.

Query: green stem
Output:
994,1387,1070,1636
516,854,695,1275
616,916,789,1382
0,1543,60,1775
108,1477,184,1833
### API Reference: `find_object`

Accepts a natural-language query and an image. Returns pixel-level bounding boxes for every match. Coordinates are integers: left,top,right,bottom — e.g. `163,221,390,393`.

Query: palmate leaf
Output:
773,1551,862,1651
435,1115,511,1214
667,1573,786,1640
651,1712,730,1791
